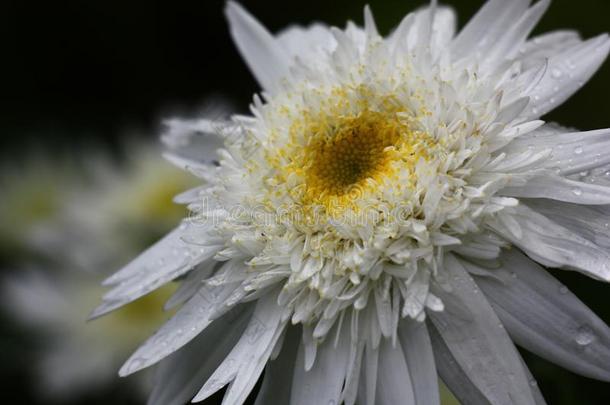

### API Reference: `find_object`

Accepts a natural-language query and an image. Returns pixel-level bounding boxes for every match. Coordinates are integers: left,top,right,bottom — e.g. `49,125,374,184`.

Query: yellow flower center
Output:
273,107,436,219
304,110,402,197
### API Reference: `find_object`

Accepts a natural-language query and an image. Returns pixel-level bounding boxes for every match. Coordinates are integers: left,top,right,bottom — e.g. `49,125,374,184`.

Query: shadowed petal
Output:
398,318,440,405
376,337,416,405
470,249,610,381
254,326,300,405
148,307,252,405
428,254,537,404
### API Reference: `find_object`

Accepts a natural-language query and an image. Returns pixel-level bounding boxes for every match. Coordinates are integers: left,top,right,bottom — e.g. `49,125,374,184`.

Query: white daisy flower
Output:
94,1,610,404
1,141,199,400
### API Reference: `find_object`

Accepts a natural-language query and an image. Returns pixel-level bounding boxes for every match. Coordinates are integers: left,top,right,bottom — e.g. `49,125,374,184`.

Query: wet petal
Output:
470,249,610,381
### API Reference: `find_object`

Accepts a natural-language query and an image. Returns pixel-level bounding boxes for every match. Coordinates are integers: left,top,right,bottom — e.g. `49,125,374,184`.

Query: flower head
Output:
94,1,610,404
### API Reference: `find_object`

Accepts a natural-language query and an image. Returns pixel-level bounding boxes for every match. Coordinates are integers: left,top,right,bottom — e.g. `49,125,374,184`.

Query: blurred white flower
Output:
63,141,201,272
0,154,79,260
3,268,175,399
2,139,201,400
95,1,610,405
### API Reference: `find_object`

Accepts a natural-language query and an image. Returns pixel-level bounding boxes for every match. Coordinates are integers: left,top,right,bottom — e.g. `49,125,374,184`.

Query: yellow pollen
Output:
304,110,402,197
264,89,440,222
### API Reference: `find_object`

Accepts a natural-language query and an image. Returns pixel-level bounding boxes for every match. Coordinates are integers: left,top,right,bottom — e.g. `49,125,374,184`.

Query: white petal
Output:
398,319,440,405
254,327,300,405
451,0,530,61
519,30,581,71
482,0,550,71
91,223,222,319
164,261,218,310
525,200,610,248
470,249,610,381
501,174,610,204
225,2,291,94
506,126,610,175
429,322,494,405
290,322,350,405
162,118,226,165
360,342,379,405
120,282,243,376
148,308,252,405
430,7,457,51
428,254,537,405
522,34,610,118
276,23,336,61
517,353,547,405
375,338,416,405
489,204,610,281
192,291,286,403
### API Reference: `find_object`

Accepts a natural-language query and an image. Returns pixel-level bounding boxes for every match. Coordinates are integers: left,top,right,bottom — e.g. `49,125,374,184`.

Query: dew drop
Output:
574,146,583,155
559,285,568,295
579,170,589,178
530,380,538,388
575,326,595,346
551,68,563,79
572,187,583,196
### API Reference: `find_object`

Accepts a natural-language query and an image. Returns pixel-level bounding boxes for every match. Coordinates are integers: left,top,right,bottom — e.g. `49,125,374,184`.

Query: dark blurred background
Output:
1,0,609,404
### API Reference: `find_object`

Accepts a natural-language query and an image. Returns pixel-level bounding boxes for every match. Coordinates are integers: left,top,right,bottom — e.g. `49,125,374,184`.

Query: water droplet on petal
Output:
551,68,563,79
574,146,583,155
559,285,568,295
572,187,583,196
575,326,595,346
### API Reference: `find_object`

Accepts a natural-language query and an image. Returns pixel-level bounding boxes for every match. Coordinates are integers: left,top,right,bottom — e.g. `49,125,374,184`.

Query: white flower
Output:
3,268,175,399
94,1,610,404
63,141,201,271
0,154,78,259
1,141,198,400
